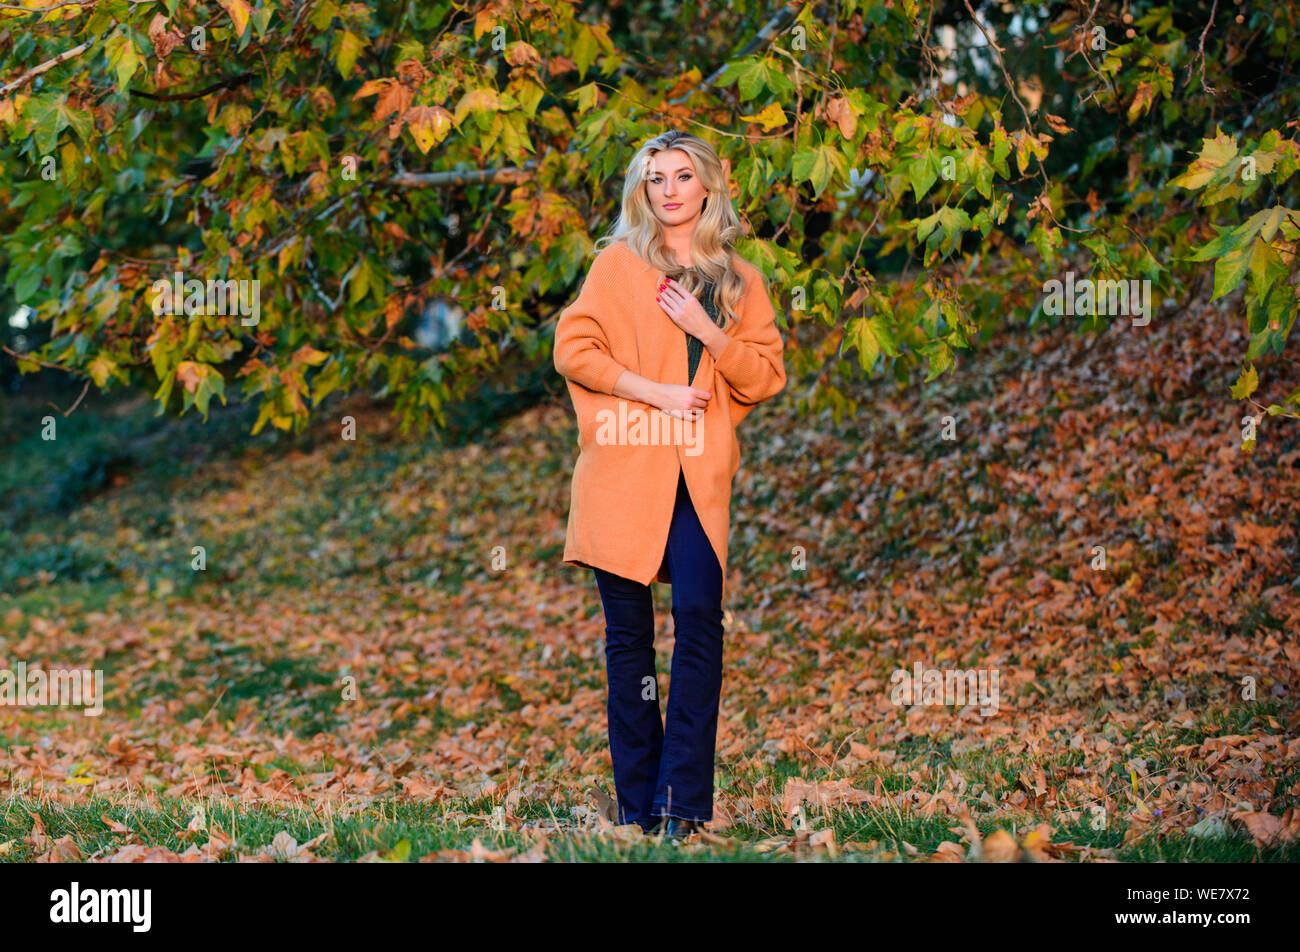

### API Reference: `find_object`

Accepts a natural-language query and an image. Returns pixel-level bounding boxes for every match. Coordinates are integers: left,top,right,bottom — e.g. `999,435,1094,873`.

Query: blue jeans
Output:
592,466,725,831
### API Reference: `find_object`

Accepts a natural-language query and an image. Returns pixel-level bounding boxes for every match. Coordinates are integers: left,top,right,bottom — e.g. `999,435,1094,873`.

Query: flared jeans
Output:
592,466,725,831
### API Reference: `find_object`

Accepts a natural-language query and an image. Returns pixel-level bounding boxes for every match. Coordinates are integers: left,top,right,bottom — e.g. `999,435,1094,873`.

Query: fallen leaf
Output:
982,829,1022,862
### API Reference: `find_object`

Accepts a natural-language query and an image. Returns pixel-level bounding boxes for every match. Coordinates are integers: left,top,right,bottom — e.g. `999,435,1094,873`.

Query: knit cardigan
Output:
552,238,787,608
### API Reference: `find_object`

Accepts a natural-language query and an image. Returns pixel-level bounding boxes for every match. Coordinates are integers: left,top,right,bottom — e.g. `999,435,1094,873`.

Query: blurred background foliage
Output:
0,0,1297,441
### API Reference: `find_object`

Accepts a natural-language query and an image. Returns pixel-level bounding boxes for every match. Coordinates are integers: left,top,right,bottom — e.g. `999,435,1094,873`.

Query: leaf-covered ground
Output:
1,298,1298,862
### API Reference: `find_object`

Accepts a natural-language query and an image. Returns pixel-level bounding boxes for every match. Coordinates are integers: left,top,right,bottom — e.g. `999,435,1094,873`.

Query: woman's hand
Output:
653,383,712,421
657,277,724,344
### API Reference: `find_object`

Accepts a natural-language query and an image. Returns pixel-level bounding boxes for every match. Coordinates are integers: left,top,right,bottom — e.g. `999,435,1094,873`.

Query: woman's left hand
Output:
657,277,720,342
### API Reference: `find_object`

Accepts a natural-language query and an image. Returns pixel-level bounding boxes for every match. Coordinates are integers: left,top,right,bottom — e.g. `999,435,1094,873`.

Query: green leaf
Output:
1257,205,1287,243
13,268,42,303
153,366,176,411
24,92,69,154
792,143,844,199
963,148,993,199
335,30,363,78
723,57,797,102
572,24,600,79
717,59,768,101
893,115,920,146
916,206,972,256
1245,328,1272,361
907,153,939,201
105,30,142,94
347,258,370,304
1248,239,1286,299
844,316,879,371
1185,222,1240,262
64,106,93,146
1186,208,1269,263
1211,240,1251,300
921,340,953,382
915,209,942,244
176,360,226,417
989,126,1011,175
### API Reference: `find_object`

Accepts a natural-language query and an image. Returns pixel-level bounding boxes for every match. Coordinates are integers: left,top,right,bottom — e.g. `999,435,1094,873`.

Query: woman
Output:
552,130,787,839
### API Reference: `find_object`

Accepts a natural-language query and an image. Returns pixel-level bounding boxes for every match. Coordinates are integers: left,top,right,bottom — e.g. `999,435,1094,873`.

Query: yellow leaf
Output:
218,0,251,39
88,355,115,387
739,102,788,132
1170,130,1238,190
292,345,328,366
278,236,300,276
0,93,28,126
405,105,452,154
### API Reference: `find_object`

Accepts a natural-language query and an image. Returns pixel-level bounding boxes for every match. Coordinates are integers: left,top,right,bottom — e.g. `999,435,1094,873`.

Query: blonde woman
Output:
553,130,787,839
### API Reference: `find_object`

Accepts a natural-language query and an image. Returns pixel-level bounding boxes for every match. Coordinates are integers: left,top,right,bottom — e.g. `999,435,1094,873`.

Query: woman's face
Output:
645,148,708,227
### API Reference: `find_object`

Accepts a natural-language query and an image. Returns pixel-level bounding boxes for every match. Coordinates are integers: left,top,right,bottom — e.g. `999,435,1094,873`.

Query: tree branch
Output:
962,0,1035,133
1186,0,1220,94
130,71,255,102
0,31,106,97
388,166,535,188
0,1,96,12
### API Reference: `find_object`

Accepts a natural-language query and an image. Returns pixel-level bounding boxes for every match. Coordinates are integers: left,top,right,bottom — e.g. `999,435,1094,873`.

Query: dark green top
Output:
686,279,725,384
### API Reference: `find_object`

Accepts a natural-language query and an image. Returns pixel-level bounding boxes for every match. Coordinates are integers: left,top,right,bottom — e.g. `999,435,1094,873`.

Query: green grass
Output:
1,791,1289,863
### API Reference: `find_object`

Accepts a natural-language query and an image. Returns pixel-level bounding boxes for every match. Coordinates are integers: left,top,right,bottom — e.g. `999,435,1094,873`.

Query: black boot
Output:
663,816,705,839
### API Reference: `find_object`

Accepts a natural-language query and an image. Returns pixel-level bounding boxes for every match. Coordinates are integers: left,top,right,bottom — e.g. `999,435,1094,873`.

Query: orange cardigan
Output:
552,238,787,608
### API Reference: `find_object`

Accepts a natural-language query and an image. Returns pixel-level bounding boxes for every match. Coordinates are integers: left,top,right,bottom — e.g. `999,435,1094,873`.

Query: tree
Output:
1,1,1297,445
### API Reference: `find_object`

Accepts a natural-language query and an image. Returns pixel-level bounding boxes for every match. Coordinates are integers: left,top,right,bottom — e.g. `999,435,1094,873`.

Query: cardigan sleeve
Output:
552,248,631,396
713,267,787,405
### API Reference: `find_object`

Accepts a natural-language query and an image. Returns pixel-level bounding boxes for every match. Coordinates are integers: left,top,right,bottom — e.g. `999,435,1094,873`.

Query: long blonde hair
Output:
593,130,746,330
